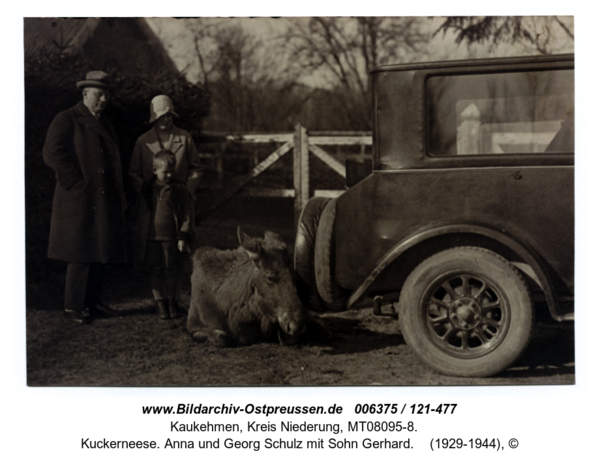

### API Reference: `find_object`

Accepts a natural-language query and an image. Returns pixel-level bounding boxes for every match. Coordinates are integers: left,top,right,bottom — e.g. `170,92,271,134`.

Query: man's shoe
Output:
64,309,92,324
156,299,170,320
90,302,120,318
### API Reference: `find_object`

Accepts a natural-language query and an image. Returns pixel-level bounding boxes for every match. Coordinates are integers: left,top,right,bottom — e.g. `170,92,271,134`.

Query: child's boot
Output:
169,298,181,319
156,299,170,320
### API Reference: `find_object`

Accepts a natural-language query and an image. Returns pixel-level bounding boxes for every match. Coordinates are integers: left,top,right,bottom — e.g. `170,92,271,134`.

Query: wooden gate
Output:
199,124,372,227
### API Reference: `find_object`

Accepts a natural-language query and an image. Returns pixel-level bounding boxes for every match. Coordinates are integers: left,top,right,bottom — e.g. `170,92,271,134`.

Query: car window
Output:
427,69,574,156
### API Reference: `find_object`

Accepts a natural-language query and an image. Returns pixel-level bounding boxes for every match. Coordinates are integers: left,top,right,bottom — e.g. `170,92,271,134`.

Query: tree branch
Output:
554,16,574,40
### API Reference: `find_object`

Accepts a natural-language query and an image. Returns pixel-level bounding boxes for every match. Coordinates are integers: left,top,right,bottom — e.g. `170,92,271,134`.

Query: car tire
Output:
314,198,347,311
399,246,534,377
294,197,330,311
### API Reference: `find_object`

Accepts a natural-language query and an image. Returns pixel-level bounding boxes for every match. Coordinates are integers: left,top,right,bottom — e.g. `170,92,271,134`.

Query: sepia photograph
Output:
23,16,575,386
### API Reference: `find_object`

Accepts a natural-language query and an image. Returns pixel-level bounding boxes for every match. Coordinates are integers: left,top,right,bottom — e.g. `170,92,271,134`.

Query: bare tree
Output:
178,19,308,132
285,17,428,129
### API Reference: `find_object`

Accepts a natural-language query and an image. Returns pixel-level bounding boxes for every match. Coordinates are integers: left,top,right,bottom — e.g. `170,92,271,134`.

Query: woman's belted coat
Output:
129,125,203,197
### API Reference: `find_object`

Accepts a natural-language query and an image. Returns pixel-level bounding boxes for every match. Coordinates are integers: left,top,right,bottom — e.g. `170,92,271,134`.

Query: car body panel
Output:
334,54,574,318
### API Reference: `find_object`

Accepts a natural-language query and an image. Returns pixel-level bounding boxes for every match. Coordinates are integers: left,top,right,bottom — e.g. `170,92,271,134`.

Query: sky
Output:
145,16,575,86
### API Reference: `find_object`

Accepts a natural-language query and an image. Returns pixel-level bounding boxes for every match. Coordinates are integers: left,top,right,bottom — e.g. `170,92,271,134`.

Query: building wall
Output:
24,18,177,76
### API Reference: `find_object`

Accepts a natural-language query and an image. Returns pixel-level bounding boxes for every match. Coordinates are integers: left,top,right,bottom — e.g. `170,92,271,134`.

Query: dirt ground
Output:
26,197,575,387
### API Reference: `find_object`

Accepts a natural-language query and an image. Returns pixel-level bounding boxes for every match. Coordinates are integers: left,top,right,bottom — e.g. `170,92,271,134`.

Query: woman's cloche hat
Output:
76,70,111,90
150,95,179,123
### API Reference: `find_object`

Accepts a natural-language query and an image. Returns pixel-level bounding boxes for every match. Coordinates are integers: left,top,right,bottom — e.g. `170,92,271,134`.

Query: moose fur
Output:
187,228,310,347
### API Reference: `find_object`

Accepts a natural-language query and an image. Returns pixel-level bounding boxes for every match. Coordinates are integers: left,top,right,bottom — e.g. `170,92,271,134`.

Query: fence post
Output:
293,124,309,229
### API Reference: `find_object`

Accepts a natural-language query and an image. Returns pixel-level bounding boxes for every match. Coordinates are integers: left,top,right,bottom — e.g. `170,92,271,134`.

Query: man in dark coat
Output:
43,71,127,324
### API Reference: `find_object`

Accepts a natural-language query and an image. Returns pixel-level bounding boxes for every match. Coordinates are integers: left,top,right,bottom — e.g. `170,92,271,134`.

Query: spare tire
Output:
314,198,347,311
294,197,330,311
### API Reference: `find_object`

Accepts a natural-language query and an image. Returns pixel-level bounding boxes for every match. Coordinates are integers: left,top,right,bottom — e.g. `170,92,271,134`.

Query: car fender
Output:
346,222,561,320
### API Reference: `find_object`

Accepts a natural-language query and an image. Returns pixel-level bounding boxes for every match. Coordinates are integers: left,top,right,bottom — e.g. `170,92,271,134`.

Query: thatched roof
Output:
24,18,178,75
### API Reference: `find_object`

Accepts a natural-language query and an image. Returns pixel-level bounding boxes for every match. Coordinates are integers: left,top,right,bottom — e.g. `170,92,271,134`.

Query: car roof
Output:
370,53,574,74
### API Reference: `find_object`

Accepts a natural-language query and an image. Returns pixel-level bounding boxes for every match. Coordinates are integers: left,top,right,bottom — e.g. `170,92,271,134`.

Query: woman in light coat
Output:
129,95,203,197
129,95,203,312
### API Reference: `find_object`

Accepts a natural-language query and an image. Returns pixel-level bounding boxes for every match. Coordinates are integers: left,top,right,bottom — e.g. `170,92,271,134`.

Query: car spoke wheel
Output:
399,247,533,377
423,272,509,358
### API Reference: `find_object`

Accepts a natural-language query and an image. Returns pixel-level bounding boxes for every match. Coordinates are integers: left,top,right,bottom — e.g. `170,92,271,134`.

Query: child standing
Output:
133,150,194,319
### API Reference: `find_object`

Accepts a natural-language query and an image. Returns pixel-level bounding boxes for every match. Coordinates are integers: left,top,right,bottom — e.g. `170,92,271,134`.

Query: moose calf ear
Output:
264,231,286,249
238,227,261,264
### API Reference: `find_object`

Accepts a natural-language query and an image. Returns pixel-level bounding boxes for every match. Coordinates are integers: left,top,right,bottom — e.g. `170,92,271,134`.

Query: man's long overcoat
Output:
43,101,127,263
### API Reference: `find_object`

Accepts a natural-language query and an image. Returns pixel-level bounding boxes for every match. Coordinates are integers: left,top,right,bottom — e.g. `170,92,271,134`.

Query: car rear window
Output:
427,69,574,156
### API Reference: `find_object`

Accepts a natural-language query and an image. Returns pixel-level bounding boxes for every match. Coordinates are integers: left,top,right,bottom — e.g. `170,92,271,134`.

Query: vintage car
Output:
294,54,574,377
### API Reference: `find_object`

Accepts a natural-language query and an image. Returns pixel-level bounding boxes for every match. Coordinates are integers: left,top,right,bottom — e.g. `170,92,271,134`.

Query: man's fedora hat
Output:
76,70,111,90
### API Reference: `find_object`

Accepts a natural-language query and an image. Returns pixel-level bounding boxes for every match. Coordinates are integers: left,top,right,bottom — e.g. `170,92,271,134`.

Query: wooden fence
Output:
199,124,372,226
